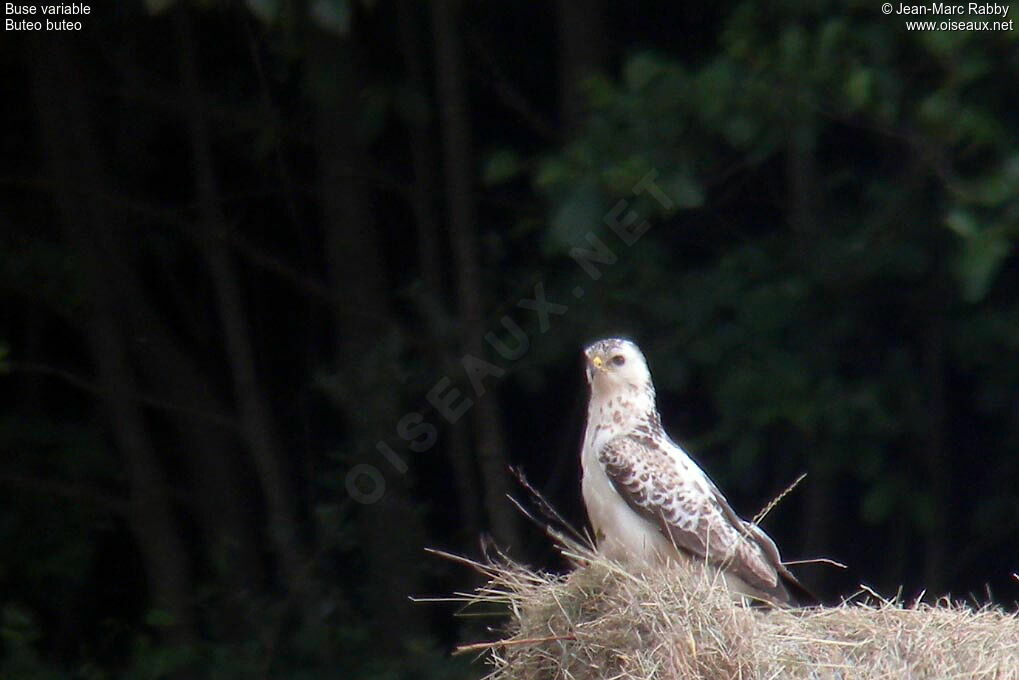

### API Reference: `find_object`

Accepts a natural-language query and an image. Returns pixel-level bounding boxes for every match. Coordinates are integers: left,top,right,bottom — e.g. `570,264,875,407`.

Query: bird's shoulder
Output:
597,428,704,484
597,432,714,520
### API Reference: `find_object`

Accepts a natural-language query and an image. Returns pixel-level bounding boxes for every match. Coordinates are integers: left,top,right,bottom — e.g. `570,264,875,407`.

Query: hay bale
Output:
455,543,1019,680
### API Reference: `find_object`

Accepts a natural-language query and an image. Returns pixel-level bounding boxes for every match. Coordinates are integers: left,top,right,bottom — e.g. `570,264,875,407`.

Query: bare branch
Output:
9,361,239,430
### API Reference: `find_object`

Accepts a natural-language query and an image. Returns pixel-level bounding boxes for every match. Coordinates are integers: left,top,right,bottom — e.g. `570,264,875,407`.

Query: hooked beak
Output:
585,351,604,383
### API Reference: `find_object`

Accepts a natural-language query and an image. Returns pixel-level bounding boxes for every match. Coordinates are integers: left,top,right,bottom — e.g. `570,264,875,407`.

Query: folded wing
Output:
598,434,811,605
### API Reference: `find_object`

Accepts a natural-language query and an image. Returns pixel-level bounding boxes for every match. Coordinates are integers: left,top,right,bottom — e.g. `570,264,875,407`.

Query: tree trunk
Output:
176,10,310,598
121,278,263,596
308,22,429,649
31,36,196,649
397,0,443,298
431,0,521,552
397,0,482,543
556,0,607,130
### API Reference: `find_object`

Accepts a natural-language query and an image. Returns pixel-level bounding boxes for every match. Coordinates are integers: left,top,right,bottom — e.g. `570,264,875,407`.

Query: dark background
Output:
2,0,1019,677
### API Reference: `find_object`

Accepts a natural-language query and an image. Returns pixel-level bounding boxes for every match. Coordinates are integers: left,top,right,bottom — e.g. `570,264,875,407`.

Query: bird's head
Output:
583,338,652,395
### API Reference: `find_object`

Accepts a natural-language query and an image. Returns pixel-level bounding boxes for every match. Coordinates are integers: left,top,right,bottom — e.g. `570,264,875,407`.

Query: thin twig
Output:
858,583,894,605
0,473,130,515
9,361,239,430
509,466,592,547
753,472,807,526
783,557,848,569
453,634,577,656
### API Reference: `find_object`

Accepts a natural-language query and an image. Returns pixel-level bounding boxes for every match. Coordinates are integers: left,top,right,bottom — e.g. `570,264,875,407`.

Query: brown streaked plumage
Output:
580,338,812,606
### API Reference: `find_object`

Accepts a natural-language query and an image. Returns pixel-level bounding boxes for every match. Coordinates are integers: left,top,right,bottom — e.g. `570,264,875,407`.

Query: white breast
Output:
581,434,675,565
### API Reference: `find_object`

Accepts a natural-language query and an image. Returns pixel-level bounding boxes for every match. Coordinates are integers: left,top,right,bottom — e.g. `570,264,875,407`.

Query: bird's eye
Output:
611,355,626,366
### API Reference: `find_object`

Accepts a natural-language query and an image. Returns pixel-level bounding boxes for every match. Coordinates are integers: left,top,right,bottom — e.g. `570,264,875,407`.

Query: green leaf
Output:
661,171,705,210
2,605,41,644
778,25,808,75
143,0,177,14
310,0,351,36
144,609,176,628
952,227,1011,303
534,157,572,190
945,209,977,238
845,67,872,111
579,74,618,109
543,181,605,256
918,91,954,130
245,0,278,23
623,52,663,91
483,150,524,186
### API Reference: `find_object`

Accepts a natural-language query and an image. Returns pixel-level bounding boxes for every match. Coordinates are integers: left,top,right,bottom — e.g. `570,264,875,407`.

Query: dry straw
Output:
435,534,1019,680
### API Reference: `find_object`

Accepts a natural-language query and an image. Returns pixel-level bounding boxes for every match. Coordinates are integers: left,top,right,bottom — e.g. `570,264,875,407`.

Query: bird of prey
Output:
580,337,811,606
